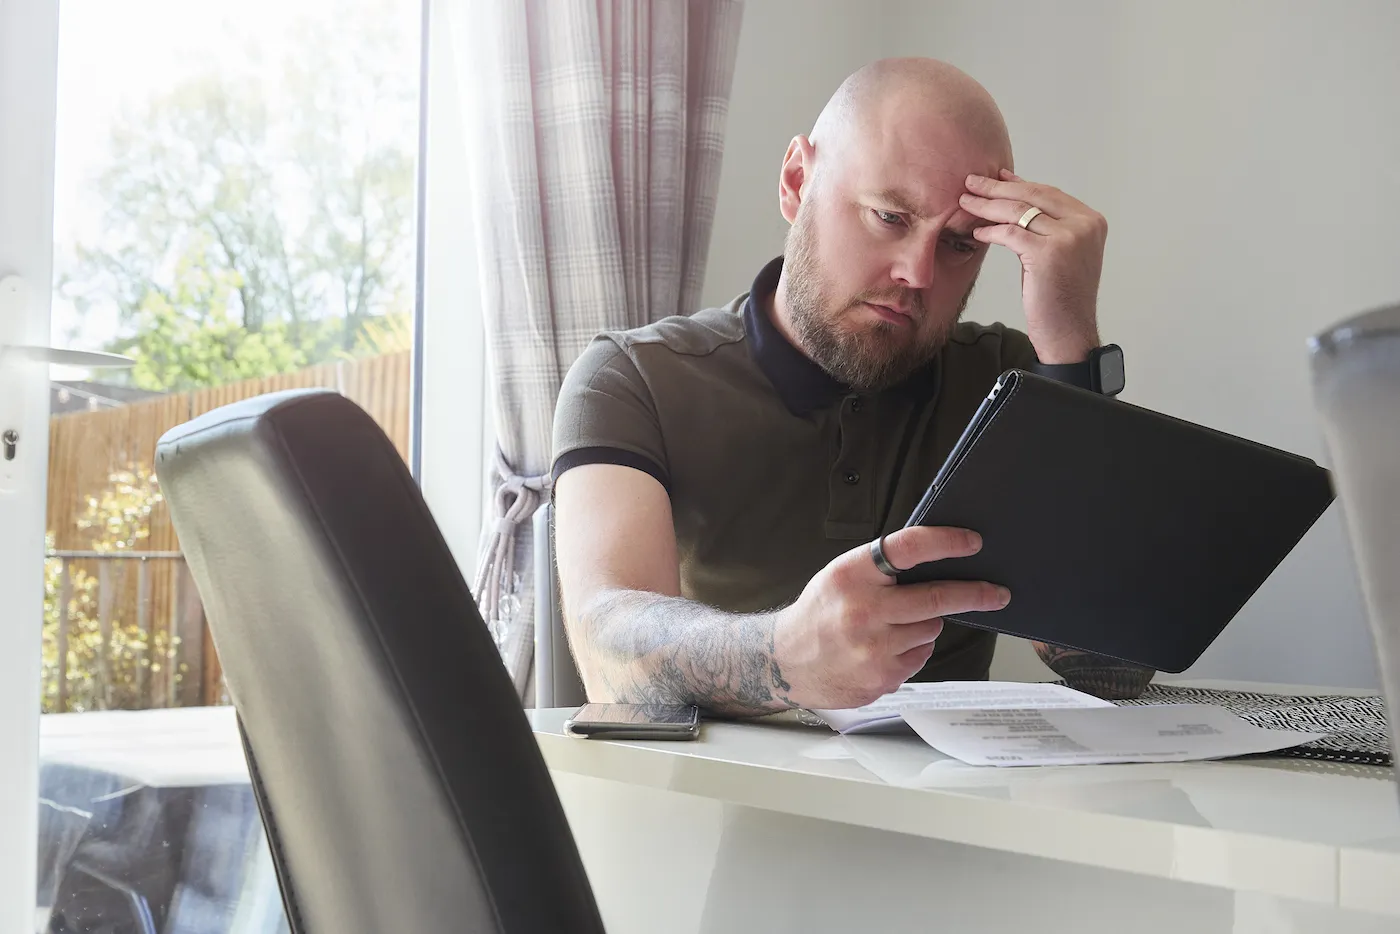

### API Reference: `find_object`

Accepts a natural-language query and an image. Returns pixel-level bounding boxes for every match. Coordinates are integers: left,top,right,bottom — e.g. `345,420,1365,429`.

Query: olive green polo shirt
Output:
552,256,1038,681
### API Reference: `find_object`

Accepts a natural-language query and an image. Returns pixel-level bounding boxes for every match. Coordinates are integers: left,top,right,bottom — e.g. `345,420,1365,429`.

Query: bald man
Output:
551,58,1153,715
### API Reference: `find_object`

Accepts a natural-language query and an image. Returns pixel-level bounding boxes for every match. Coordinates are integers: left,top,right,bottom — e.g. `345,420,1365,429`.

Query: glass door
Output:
22,1,425,930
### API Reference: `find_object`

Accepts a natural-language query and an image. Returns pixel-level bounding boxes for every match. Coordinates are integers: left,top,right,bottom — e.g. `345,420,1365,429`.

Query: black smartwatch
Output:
1030,343,1125,396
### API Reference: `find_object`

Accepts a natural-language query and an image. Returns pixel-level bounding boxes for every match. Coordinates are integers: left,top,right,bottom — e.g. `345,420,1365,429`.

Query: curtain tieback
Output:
473,446,553,644
489,445,552,534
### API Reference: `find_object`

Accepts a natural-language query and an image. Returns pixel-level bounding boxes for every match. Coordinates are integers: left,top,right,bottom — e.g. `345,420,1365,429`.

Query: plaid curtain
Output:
450,0,745,696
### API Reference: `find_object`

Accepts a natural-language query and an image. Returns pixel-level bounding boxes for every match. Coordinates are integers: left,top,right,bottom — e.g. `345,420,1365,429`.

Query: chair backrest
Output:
1310,302,1400,796
155,390,605,934
532,502,588,709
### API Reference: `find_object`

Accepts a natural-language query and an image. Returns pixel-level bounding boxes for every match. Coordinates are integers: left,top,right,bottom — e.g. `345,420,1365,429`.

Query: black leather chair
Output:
155,390,606,934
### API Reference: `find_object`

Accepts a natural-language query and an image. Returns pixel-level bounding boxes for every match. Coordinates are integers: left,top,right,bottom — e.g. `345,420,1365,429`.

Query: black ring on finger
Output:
870,536,905,578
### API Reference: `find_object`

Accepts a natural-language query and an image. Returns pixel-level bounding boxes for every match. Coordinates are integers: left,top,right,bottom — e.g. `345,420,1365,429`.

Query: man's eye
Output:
873,210,903,227
944,238,977,254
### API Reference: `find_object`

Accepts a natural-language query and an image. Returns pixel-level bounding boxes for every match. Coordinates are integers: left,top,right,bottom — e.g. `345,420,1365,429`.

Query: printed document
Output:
811,681,1112,734
902,703,1325,767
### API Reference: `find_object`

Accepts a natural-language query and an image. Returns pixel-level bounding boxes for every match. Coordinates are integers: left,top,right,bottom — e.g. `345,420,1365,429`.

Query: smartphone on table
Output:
563,703,701,740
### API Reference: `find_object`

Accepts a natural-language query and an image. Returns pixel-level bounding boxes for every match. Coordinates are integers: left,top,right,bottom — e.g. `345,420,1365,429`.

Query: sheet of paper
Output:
903,703,1327,767
812,680,1113,734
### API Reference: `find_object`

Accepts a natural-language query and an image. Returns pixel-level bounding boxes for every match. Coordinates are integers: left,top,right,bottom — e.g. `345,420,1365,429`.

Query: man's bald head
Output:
772,58,1014,389
807,58,1012,185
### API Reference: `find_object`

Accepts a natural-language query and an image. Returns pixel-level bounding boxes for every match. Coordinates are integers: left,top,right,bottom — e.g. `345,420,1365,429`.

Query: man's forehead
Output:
876,88,1010,174
845,129,1003,211
871,173,971,213
860,172,991,230
867,184,985,236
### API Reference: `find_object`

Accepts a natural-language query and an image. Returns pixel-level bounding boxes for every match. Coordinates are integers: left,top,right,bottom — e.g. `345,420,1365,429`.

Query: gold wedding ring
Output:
1017,206,1044,229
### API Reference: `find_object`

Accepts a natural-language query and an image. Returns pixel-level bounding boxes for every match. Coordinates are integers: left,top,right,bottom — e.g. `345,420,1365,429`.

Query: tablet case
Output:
898,370,1334,672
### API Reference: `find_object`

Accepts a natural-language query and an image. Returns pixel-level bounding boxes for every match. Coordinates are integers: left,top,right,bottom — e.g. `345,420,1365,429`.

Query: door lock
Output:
2,430,16,461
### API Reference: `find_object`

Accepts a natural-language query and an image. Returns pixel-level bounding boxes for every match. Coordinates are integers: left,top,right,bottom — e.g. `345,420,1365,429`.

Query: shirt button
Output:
850,398,864,413
843,470,860,485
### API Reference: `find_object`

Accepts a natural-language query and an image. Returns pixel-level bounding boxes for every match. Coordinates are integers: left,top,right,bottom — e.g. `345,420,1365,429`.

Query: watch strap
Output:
1028,344,1124,395
1029,358,1096,391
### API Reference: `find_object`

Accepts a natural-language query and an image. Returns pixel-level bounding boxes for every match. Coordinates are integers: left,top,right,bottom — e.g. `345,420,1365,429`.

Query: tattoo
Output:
573,590,798,717
1034,643,1154,700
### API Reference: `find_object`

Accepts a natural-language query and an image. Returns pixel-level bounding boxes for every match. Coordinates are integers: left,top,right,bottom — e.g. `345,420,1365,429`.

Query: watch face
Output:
1097,346,1126,395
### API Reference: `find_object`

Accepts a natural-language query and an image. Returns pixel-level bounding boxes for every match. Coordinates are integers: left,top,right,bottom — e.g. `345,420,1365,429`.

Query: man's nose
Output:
888,231,939,291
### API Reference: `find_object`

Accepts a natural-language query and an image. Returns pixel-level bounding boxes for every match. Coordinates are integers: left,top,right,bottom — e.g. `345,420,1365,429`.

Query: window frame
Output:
416,0,491,574
0,0,60,926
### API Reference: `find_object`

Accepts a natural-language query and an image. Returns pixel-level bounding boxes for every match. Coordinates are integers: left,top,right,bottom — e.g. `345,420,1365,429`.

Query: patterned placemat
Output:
1116,684,1391,767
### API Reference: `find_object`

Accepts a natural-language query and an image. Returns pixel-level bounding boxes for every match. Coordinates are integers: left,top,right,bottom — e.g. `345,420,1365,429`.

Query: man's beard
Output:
782,204,975,391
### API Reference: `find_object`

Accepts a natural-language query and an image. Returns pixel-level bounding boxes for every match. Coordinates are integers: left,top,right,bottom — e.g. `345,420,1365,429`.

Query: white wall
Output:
708,0,1400,687
700,0,890,307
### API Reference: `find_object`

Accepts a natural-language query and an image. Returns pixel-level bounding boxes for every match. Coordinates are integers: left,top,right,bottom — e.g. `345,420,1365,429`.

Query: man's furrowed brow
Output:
872,188,925,218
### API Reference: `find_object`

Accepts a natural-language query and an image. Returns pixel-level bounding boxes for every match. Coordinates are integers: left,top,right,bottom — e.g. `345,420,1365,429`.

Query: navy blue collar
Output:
742,256,940,416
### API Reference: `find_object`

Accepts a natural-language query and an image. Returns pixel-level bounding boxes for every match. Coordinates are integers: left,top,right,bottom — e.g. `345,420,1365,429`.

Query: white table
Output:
40,705,249,787
530,685,1400,934
37,691,1400,933
38,707,283,934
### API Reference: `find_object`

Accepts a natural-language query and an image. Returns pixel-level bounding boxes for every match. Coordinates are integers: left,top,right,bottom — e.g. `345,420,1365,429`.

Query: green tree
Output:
60,0,418,392
105,238,311,392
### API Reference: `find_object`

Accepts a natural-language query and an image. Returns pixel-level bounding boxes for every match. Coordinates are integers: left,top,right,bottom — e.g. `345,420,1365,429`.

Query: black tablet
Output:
898,370,1334,672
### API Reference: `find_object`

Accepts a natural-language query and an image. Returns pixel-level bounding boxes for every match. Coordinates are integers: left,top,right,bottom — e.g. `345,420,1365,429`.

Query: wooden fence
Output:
43,551,213,711
44,351,412,710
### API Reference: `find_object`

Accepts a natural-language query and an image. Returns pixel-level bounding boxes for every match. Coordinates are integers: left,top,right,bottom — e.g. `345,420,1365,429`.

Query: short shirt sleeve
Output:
551,336,670,491
998,325,1039,373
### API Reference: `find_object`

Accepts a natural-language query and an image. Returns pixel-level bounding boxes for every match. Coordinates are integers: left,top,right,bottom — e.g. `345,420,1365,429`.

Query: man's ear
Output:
778,135,815,225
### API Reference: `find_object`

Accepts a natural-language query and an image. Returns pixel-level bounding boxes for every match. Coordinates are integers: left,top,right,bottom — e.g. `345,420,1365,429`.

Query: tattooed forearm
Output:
572,589,797,717
1034,642,1154,699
